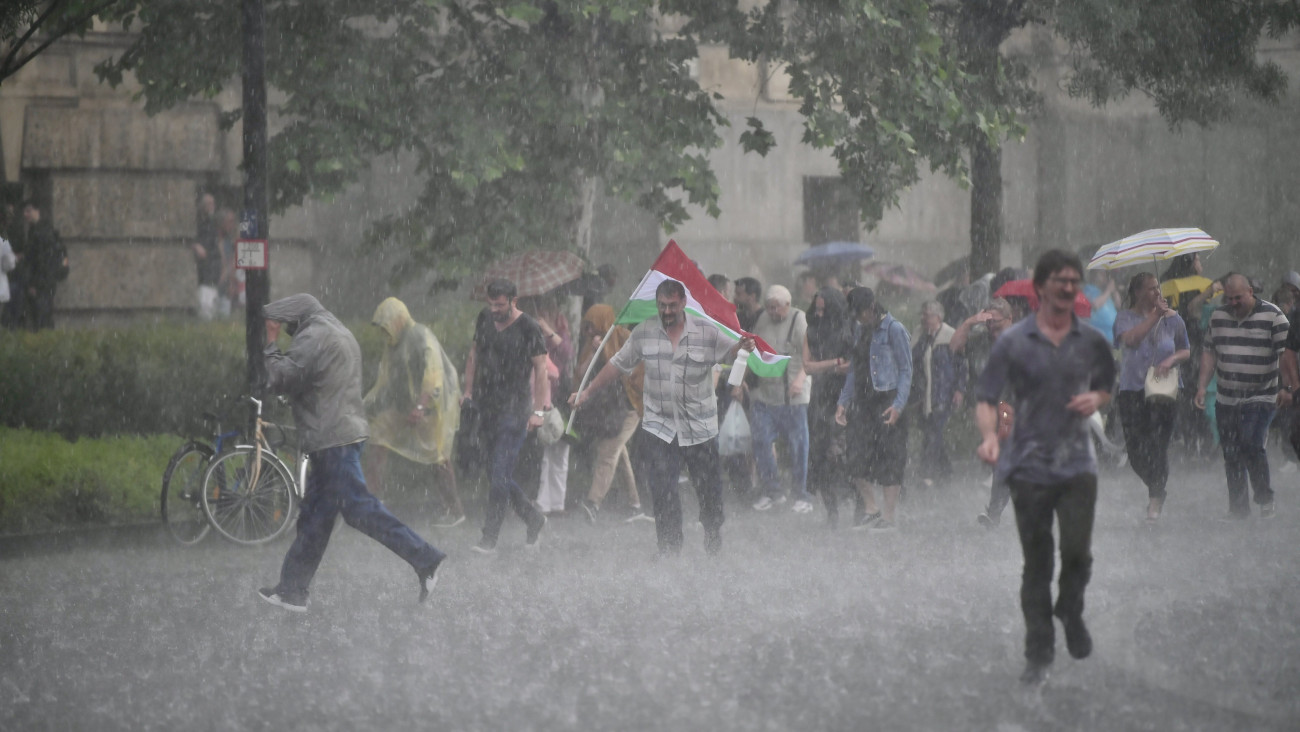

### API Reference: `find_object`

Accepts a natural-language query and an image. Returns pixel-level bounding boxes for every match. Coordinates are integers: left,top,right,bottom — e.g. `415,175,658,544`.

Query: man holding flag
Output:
570,243,777,556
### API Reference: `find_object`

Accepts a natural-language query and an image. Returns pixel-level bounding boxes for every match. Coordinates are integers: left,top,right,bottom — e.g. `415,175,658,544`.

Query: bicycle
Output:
160,413,242,545
200,396,309,546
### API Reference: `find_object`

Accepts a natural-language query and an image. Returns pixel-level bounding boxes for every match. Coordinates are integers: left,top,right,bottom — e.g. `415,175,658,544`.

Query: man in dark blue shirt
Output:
976,250,1116,686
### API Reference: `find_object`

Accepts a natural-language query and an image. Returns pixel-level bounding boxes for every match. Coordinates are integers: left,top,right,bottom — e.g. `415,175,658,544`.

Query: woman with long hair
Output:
1113,272,1191,521
802,287,856,526
574,304,651,522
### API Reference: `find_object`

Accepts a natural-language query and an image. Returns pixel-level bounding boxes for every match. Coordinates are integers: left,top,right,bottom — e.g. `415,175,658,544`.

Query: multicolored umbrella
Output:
476,250,585,298
994,279,1092,318
1086,228,1219,271
794,241,875,267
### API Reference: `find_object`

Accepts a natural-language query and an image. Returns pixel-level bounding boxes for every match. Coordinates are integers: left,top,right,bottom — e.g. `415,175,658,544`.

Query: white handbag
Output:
1144,366,1178,402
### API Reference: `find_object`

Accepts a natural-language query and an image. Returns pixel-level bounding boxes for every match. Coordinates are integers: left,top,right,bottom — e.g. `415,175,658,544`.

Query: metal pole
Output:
242,0,269,415
565,325,617,434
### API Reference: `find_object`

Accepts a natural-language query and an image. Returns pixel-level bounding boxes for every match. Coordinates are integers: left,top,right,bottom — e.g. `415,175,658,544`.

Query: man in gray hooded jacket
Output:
258,294,445,612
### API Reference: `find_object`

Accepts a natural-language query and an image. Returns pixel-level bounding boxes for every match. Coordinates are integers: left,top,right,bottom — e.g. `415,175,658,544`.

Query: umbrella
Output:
994,279,1091,318
794,241,874,267
476,250,585,298
1159,275,1213,309
932,256,970,286
863,261,937,292
1086,228,1219,271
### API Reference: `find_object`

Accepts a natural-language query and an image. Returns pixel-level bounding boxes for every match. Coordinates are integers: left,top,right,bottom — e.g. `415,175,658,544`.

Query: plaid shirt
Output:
610,314,736,446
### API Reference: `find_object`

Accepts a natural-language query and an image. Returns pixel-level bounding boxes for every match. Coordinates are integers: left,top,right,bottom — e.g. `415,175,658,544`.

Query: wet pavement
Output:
2,457,1298,730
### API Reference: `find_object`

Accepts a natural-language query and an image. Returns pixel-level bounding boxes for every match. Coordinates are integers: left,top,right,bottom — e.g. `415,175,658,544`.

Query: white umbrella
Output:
1086,228,1219,270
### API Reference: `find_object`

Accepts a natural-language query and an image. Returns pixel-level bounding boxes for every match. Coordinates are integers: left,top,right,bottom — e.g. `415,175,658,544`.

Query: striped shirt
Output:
610,314,735,446
1205,299,1290,406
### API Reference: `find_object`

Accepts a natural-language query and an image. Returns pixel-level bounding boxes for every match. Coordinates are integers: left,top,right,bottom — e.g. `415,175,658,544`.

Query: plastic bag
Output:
718,402,752,456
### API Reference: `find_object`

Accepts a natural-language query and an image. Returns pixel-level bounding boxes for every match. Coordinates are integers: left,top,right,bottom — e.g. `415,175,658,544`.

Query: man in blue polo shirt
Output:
976,250,1116,686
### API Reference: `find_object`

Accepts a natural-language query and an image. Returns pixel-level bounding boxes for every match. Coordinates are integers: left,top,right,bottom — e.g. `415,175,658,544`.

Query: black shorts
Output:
847,390,908,485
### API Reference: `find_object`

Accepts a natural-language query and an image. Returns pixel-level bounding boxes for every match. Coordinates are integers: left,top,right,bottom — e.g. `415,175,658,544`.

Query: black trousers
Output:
1117,390,1175,500
641,432,724,555
1009,473,1098,665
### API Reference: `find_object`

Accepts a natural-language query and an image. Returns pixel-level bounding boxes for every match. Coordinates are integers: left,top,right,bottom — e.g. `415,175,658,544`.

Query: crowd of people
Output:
210,246,1299,688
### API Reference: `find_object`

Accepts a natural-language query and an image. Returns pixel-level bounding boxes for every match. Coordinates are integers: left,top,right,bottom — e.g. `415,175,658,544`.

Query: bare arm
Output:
975,401,1000,464
1195,348,1217,409
532,353,551,411
1118,308,1165,349
571,360,623,408
461,342,477,403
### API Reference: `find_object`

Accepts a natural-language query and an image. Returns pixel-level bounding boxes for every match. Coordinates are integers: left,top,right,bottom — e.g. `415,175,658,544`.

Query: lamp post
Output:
242,0,269,410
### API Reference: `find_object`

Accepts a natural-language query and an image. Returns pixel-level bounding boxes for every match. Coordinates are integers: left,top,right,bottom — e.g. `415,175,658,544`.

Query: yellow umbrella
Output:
1160,275,1212,309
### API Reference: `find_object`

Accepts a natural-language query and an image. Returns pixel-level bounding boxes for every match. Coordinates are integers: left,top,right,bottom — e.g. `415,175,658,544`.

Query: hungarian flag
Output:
616,240,790,377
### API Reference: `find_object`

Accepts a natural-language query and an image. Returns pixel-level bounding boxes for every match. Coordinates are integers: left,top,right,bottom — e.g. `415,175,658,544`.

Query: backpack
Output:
52,229,69,281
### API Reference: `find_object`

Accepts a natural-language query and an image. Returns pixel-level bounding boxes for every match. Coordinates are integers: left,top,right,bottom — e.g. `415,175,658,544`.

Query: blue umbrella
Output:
794,241,874,266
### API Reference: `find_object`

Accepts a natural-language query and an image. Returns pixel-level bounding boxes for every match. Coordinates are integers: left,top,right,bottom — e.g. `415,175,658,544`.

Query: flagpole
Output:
565,324,617,434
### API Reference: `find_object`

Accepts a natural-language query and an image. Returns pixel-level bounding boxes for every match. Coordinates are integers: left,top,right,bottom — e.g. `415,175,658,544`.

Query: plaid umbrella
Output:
863,261,937,292
1087,228,1219,270
476,250,586,298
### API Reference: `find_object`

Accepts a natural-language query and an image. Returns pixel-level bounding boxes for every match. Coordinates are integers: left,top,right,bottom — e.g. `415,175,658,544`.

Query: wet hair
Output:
1032,249,1084,289
485,278,517,300
1160,253,1198,282
734,277,763,300
985,297,1013,320
707,273,730,293
1127,272,1157,308
847,286,877,316
597,263,617,284
655,278,686,301
920,300,944,319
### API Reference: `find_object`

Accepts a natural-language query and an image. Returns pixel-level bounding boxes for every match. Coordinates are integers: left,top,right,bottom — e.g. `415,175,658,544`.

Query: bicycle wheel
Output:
201,446,296,546
161,441,214,545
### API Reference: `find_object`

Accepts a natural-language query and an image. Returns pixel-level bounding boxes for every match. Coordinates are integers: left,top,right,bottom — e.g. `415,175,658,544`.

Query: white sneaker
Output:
752,496,774,511
791,500,814,514
625,508,654,523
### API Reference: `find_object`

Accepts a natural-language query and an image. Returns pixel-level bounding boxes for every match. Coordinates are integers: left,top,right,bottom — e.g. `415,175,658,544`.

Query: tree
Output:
695,0,1300,276
1,0,122,87
95,0,728,281
938,0,1300,274
684,0,1021,270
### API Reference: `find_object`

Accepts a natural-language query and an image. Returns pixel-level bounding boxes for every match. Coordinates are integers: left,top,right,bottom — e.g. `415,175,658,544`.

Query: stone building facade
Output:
2,25,1298,325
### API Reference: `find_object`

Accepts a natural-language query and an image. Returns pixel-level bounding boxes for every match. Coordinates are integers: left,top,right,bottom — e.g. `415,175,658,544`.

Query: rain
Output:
4,1,1300,730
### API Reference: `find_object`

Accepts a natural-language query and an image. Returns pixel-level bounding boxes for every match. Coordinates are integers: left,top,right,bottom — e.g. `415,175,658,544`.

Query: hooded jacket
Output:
263,294,368,453
363,297,460,464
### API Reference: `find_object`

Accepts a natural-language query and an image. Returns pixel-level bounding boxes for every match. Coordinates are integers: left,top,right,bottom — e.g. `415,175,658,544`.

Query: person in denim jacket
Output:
834,287,912,531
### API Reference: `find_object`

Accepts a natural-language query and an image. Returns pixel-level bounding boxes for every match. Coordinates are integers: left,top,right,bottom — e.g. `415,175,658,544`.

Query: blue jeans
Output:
278,442,444,597
1216,402,1276,515
750,402,810,501
481,411,543,544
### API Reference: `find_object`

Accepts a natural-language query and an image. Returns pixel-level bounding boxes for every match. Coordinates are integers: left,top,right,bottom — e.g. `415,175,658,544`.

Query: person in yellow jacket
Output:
363,297,465,526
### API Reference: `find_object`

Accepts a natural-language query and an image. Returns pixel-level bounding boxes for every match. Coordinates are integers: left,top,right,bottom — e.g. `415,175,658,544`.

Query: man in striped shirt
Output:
1195,274,1291,519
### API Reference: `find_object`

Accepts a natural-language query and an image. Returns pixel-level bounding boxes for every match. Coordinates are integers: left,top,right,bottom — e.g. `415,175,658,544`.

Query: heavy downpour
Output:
3,1,1300,730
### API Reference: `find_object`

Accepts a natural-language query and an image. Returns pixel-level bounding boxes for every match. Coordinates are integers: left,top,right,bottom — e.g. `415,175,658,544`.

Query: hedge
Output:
0,302,480,440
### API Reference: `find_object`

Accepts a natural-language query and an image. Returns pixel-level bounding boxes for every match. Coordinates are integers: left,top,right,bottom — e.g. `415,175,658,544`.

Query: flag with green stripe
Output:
616,240,790,378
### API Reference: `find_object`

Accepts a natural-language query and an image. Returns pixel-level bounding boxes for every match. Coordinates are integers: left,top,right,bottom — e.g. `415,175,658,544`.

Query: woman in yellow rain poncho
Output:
363,297,465,526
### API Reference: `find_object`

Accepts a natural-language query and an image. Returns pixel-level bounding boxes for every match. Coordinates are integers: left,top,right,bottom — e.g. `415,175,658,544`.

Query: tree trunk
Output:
969,133,1003,277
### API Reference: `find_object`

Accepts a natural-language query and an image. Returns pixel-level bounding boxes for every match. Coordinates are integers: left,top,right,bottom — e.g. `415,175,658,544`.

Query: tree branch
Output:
1,0,121,82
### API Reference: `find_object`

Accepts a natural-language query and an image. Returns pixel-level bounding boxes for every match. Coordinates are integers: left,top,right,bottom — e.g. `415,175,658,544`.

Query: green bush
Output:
0,301,482,440
0,428,177,533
